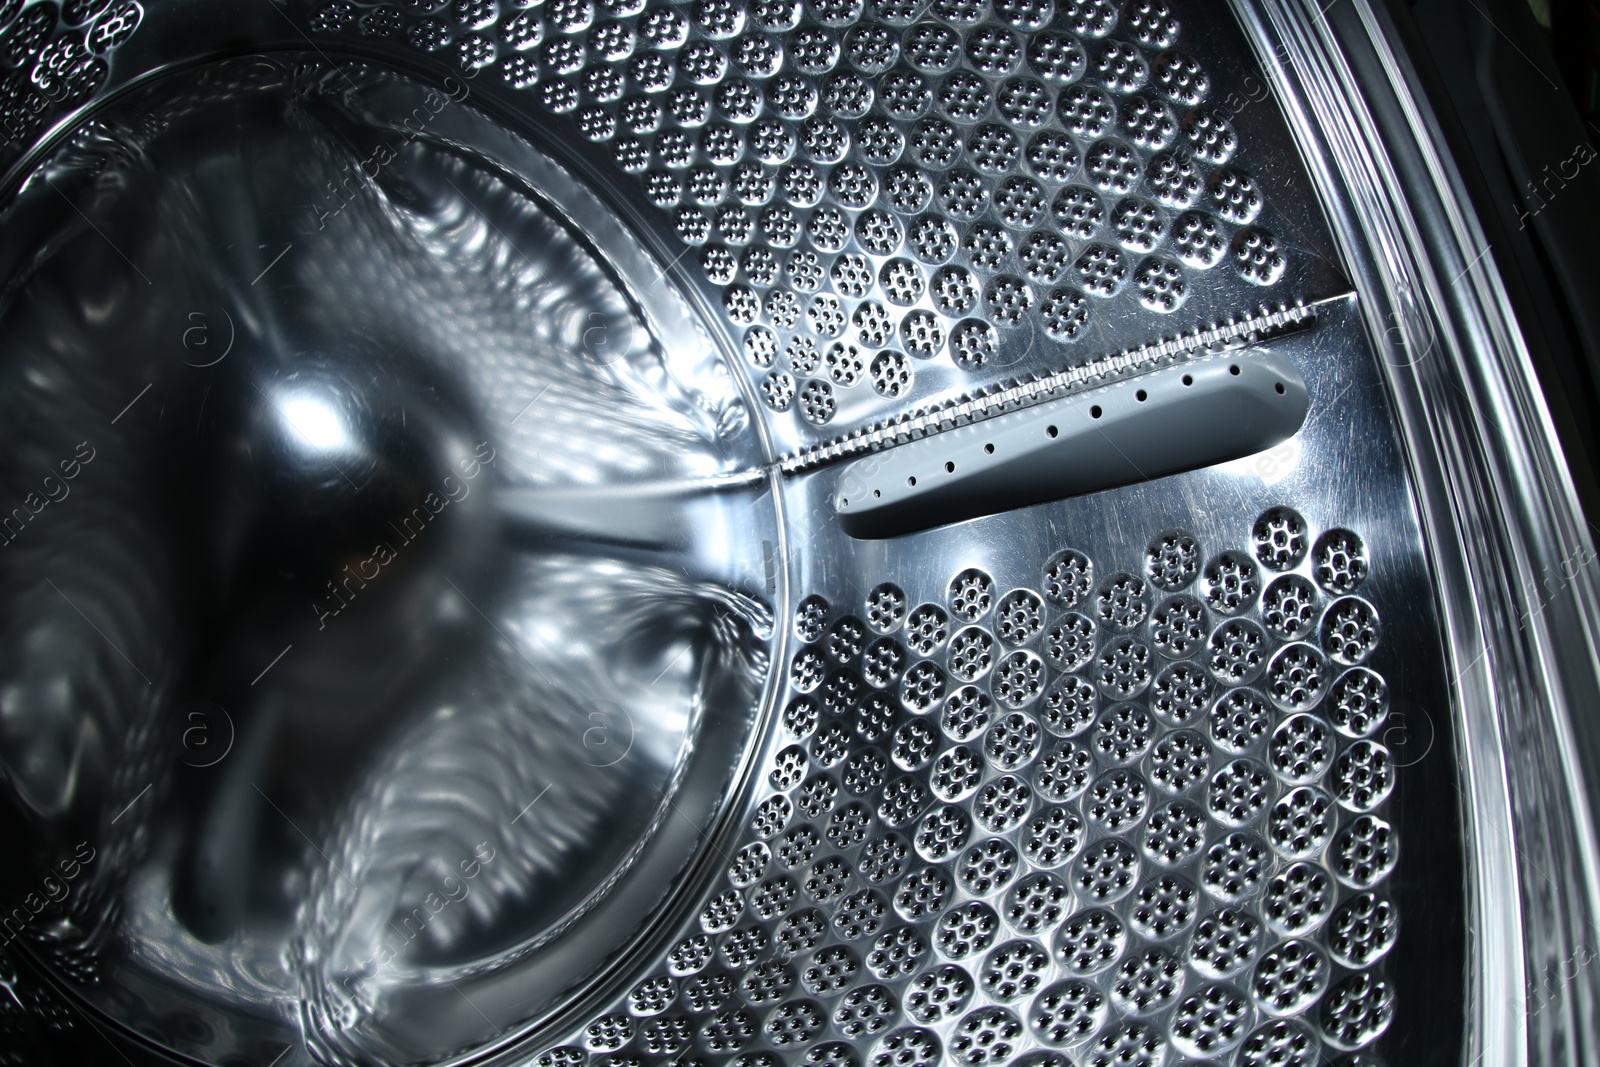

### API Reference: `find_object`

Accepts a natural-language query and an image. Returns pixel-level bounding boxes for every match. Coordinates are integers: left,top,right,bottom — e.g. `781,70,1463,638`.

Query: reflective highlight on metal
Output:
0,0,1595,1066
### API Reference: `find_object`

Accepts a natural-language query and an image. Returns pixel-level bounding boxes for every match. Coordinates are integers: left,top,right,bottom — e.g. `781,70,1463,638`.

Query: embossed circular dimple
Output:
1250,505,1310,571
1134,255,1187,311
863,637,908,688
1151,659,1211,725
952,314,1003,365
1086,767,1149,833
1093,39,1149,92
1313,527,1369,593
932,745,984,802
1147,150,1205,209
1052,185,1107,243
1268,785,1337,859
1209,167,1262,223
802,944,860,997
1021,805,1087,868
1053,907,1126,974
752,794,794,839
1208,618,1268,684
936,900,1001,961
1201,829,1269,904
1084,138,1141,195
1332,813,1398,888
1041,674,1099,737
994,650,1046,708
1328,892,1399,968
808,857,854,904
1171,982,1250,1057
1320,972,1395,1050
628,973,676,1017
1092,701,1155,763
1269,713,1334,784
1262,574,1320,641
904,963,973,1023
1005,870,1072,934
893,718,938,771
1043,549,1095,606
1240,1018,1320,1067
1088,1022,1169,1067
901,660,949,713
1072,838,1140,903
985,711,1043,769
1029,979,1107,1047
798,773,839,820
1189,907,1264,979
1146,729,1210,793
777,824,822,870
896,866,954,922
1141,798,1207,866
1333,739,1395,810
1202,550,1261,615
1171,209,1227,267
1109,946,1183,1015
828,614,867,664
1119,94,1176,149
949,626,998,683
1327,666,1389,737
1044,612,1097,671
1263,861,1336,936
992,590,1046,646
786,695,820,738
845,744,890,791
871,1025,941,1067
1321,596,1381,665
1235,226,1286,285
1209,686,1272,753
915,803,973,862
1208,758,1272,826
1181,107,1238,164
1153,50,1209,104
832,883,896,940
1021,232,1075,286
1150,593,1207,659
772,746,810,791
1111,194,1165,251
797,594,831,642
1252,939,1331,1017
957,837,1021,896
822,669,866,718
1129,873,1199,940
859,834,911,886
1145,529,1201,590
1034,741,1096,802
905,603,952,657
870,927,934,985
950,1005,1023,1066
1026,127,1080,181
943,684,995,741
980,939,1051,1000
1097,637,1154,698
949,568,996,621
975,774,1034,833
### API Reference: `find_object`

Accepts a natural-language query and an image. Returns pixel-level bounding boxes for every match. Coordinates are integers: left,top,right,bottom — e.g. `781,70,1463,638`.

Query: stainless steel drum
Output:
1,0,1596,1065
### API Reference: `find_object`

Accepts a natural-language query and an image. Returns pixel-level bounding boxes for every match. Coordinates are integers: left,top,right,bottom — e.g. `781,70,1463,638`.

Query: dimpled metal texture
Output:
0,0,141,162
530,509,1397,1067
287,0,1319,446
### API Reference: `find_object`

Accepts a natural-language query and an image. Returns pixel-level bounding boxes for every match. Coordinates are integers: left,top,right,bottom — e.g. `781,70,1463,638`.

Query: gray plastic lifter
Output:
832,350,1310,539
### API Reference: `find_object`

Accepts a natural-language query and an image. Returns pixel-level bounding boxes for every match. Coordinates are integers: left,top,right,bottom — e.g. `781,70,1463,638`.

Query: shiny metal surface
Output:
0,0,1595,1065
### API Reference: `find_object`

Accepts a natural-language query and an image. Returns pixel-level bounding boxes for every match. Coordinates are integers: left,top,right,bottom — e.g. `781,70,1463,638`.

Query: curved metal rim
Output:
1228,0,1600,1063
